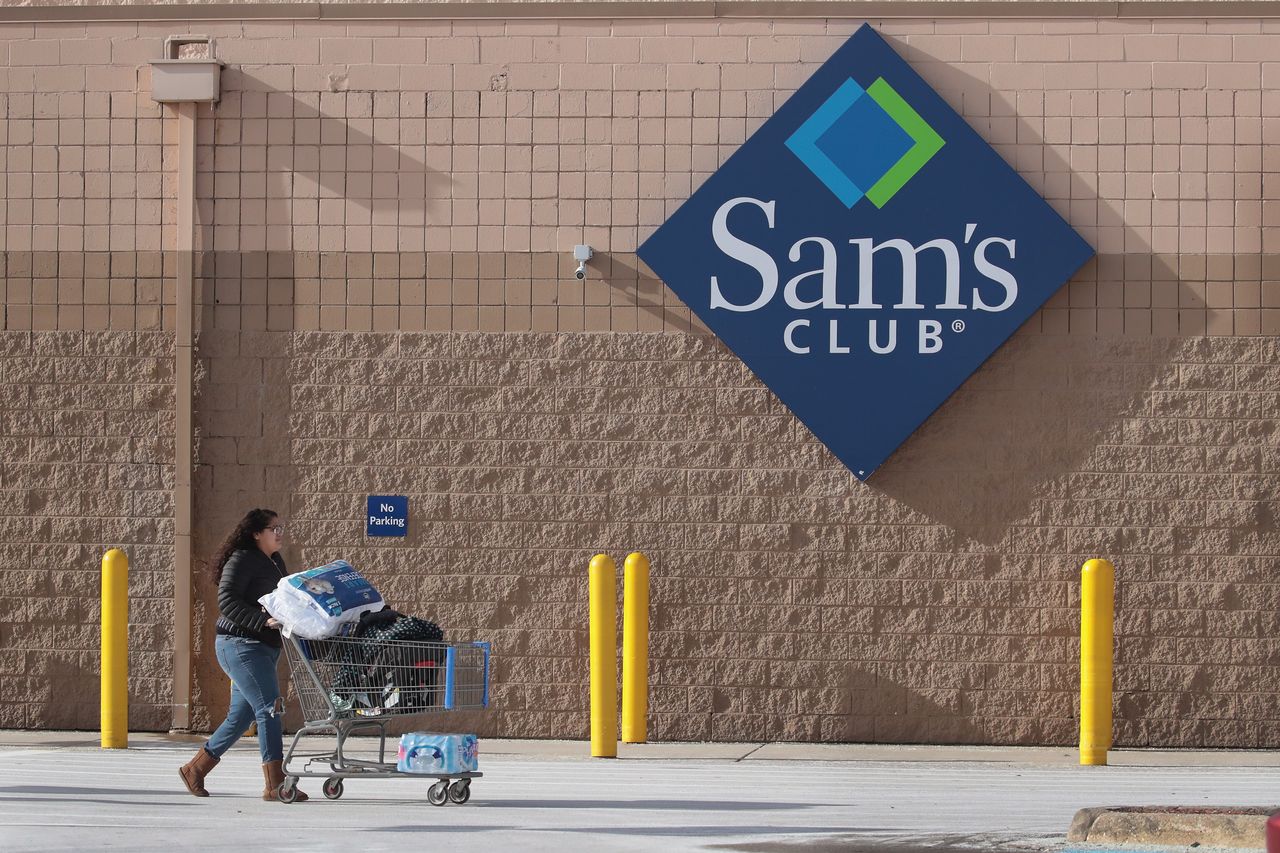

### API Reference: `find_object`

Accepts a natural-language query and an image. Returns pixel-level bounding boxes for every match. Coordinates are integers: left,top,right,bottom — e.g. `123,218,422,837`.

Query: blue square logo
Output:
638,25,1093,480
816,90,913,194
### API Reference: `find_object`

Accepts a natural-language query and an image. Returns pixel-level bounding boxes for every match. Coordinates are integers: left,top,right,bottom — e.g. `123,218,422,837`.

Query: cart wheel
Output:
278,778,299,805
447,780,471,804
427,780,448,806
322,777,344,800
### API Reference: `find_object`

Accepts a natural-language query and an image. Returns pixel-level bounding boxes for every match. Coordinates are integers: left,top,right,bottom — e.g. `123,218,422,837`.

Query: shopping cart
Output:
278,633,490,805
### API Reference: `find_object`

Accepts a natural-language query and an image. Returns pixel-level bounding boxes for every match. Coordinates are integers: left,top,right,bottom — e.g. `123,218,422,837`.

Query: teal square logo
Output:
787,77,944,209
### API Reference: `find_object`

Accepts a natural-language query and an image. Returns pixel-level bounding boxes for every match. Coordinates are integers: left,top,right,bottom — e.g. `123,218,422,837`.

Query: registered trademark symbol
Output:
951,320,966,333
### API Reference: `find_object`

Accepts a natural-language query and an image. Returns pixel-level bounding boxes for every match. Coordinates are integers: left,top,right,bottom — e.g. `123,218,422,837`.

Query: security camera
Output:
572,244,593,280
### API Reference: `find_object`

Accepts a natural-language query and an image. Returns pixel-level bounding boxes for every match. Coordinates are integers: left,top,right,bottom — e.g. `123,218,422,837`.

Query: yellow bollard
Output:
101,549,129,749
621,552,650,744
1080,558,1114,766
589,554,618,758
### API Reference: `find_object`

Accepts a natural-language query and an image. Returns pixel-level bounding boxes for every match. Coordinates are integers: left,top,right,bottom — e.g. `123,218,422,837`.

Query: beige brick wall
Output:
3,14,1280,743
1,17,1278,334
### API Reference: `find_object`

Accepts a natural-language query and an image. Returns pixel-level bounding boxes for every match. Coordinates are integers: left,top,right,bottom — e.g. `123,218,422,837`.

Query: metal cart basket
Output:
279,633,490,805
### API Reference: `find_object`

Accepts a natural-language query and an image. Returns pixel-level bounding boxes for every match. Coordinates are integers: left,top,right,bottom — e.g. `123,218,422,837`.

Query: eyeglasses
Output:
268,525,285,536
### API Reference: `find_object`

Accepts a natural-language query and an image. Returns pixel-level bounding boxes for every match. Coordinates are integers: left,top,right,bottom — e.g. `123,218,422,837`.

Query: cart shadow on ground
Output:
366,825,904,839
301,794,842,812
469,799,840,811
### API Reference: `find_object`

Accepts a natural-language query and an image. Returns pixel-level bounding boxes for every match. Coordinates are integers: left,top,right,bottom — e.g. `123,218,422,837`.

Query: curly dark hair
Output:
209,508,278,584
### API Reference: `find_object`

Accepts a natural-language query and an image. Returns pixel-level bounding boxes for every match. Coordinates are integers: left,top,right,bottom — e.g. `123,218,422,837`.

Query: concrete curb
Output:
1068,806,1277,849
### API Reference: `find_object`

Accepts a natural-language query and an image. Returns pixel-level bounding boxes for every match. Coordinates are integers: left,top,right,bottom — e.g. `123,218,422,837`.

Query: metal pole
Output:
589,554,617,758
1080,558,1114,766
621,552,650,744
101,549,129,749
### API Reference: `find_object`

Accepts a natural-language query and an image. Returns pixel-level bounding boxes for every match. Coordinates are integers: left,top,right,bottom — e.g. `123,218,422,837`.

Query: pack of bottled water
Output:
396,733,479,775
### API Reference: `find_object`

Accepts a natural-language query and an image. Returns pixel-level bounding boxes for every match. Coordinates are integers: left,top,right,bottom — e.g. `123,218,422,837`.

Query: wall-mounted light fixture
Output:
573,245,593,280
150,35,224,103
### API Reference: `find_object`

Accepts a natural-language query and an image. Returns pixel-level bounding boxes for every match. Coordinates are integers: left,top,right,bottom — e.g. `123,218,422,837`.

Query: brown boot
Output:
179,747,219,797
262,759,307,802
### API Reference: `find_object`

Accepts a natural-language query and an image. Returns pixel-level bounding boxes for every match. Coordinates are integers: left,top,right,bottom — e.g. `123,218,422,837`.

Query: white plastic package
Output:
258,560,384,639
397,733,478,775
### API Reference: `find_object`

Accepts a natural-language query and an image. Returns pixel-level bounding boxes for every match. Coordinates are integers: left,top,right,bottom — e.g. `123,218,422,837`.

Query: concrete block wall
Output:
2,9,1279,743
186,327,1280,745
0,330,175,729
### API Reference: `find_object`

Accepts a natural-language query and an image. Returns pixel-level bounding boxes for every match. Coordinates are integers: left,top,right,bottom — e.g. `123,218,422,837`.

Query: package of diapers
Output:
258,560,384,639
397,733,479,775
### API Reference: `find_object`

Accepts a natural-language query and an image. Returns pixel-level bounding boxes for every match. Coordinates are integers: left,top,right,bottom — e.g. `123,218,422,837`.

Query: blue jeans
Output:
205,635,284,763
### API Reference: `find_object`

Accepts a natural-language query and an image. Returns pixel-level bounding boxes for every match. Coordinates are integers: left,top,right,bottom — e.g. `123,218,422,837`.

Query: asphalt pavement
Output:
1,731,1276,852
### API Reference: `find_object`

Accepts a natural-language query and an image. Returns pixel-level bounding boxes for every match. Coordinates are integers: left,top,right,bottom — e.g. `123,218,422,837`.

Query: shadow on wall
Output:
31,651,163,732
173,47,1252,746
864,40,1181,549
600,252,705,333
28,652,96,730
195,75,455,337
273,707,502,740
189,327,299,732
867,332,1164,548
189,70,441,729
207,71,453,233
838,666,987,745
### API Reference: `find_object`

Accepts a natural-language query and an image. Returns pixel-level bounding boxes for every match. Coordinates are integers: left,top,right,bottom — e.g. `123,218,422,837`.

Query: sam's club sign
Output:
638,25,1093,480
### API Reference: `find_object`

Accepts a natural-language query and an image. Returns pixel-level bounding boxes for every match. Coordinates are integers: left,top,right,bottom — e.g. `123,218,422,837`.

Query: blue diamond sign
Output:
637,24,1094,480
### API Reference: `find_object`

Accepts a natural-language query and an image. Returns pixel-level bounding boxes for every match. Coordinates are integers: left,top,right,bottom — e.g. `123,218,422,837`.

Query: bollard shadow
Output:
0,785,178,797
0,793,193,808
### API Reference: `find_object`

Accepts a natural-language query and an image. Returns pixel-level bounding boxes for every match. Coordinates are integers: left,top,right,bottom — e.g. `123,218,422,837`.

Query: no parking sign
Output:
367,495,408,537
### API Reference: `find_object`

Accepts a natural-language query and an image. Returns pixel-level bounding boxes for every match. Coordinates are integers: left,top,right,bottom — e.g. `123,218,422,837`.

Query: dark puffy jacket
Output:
216,548,287,648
